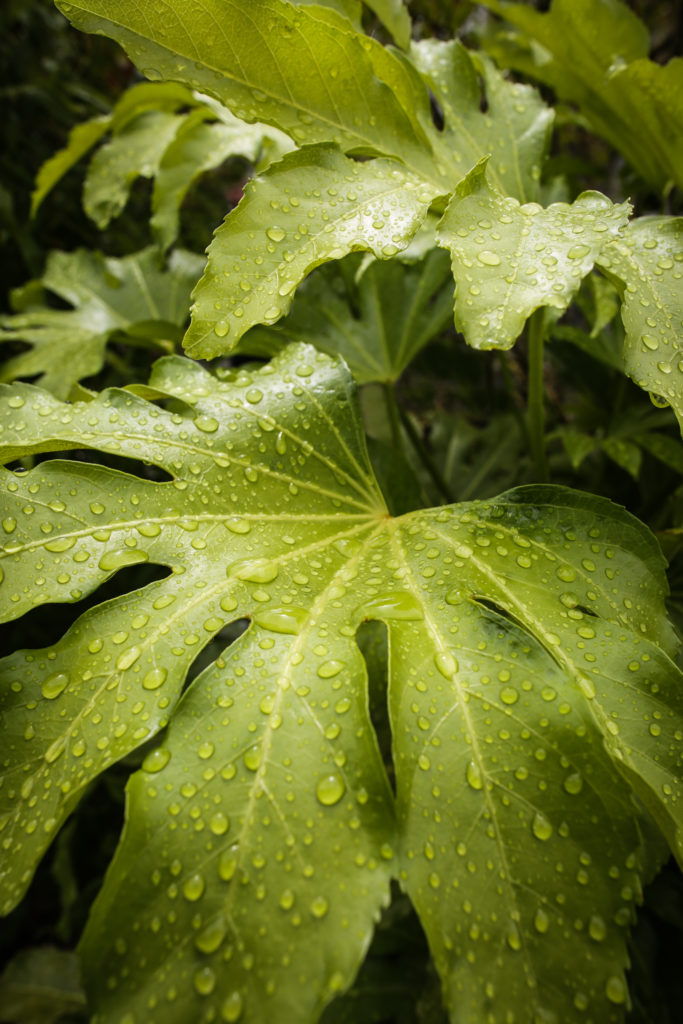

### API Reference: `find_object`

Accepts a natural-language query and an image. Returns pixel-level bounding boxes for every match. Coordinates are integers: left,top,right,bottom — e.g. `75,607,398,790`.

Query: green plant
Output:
1,1,682,1023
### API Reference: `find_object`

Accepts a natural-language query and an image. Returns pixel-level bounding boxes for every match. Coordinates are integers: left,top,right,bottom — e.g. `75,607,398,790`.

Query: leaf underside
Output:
1,344,681,1024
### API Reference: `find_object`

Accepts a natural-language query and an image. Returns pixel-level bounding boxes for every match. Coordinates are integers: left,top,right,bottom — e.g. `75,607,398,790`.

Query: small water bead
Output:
434,651,457,679
563,772,583,795
478,250,501,266
198,741,215,760
310,896,329,918
182,873,206,901
589,915,607,941
531,811,553,841
316,774,345,806
210,812,230,835
605,976,627,1005
143,748,170,774
254,606,307,634
195,918,227,954
219,846,239,882
279,889,295,910
142,667,167,690
567,244,591,259
221,991,244,1022
266,227,286,242
194,965,216,996
317,660,344,679
41,672,69,700
244,745,261,771
534,908,550,933
194,415,219,433
466,760,484,791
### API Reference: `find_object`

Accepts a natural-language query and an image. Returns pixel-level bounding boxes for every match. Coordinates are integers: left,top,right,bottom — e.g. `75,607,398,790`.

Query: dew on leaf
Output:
243,745,261,771
182,872,206,901
466,760,484,790
310,896,329,918
40,672,69,700
254,606,308,634
142,748,170,774
193,965,216,996
531,811,553,841
315,774,345,806
98,549,149,571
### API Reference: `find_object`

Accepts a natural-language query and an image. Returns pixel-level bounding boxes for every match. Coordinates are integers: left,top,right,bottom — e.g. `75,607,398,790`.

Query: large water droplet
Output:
316,774,345,806
466,760,484,790
254,606,308,634
531,811,553,841
221,991,244,1021
41,672,69,700
183,872,206,901
228,558,279,584
98,549,149,572
358,592,423,621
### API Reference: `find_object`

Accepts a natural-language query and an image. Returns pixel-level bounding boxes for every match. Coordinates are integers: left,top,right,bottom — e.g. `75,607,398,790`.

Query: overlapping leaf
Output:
0,247,204,398
437,161,631,349
595,216,683,431
479,0,683,192
238,249,453,384
184,145,438,357
411,39,553,203
1,344,681,1023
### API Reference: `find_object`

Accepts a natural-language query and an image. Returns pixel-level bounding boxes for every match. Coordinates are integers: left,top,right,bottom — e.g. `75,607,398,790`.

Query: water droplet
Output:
435,651,457,679
317,660,344,679
221,991,244,1021
194,965,216,996
98,549,149,572
563,772,583,795
534,908,550,933
214,321,230,338
183,872,206,901
478,250,501,266
116,646,141,671
589,914,607,941
316,774,345,806
605,975,626,1004
2,517,17,533
195,918,227,953
531,811,553,841
210,812,230,835
194,416,219,433
254,607,308,634
142,667,167,690
143,748,170,773
41,672,69,700
567,244,591,259
219,845,239,881
45,536,76,552
266,227,286,242
310,896,329,918
466,760,484,790
228,558,279,583
500,685,519,705
358,592,423,621
244,745,261,771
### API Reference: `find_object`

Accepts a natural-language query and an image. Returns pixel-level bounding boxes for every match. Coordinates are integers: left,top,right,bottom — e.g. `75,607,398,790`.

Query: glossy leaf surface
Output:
0,248,204,398
437,162,631,349
596,216,683,431
1,345,681,1023
184,145,437,357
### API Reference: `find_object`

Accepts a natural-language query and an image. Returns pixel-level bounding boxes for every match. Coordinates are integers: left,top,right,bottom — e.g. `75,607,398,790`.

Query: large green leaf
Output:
1,344,681,1022
238,249,453,384
55,0,439,185
479,0,683,192
436,161,631,349
0,247,204,398
184,145,437,357
411,39,553,203
595,216,683,431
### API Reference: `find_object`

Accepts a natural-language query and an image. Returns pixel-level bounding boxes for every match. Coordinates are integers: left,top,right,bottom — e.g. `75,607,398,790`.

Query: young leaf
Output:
411,39,553,202
83,109,186,229
151,106,292,251
1,345,681,1023
596,217,683,432
54,0,438,182
30,81,197,216
183,145,437,358
240,249,453,384
479,0,683,192
436,161,631,349
0,248,204,398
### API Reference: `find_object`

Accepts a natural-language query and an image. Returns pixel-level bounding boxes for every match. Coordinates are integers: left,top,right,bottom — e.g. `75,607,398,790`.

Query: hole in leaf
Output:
429,89,444,131
356,620,394,792
184,617,249,688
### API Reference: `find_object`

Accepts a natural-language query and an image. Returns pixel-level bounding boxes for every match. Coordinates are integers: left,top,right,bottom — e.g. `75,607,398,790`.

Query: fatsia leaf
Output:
240,249,453,383
183,145,437,358
151,105,294,250
411,39,553,203
595,217,683,432
54,0,439,184
479,0,683,192
83,109,187,229
1,344,682,1022
436,161,631,349
0,248,204,398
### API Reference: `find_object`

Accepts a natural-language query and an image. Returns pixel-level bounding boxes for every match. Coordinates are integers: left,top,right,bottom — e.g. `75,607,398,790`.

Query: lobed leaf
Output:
411,39,553,203
595,216,683,432
479,0,683,192
1,345,682,1023
436,161,631,349
240,249,453,384
55,0,438,184
0,248,204,398
183,145,437,358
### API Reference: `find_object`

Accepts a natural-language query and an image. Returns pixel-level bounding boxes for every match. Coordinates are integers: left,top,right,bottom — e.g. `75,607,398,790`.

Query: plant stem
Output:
382,381,403,455
526,309,549,482
398,405,456,505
